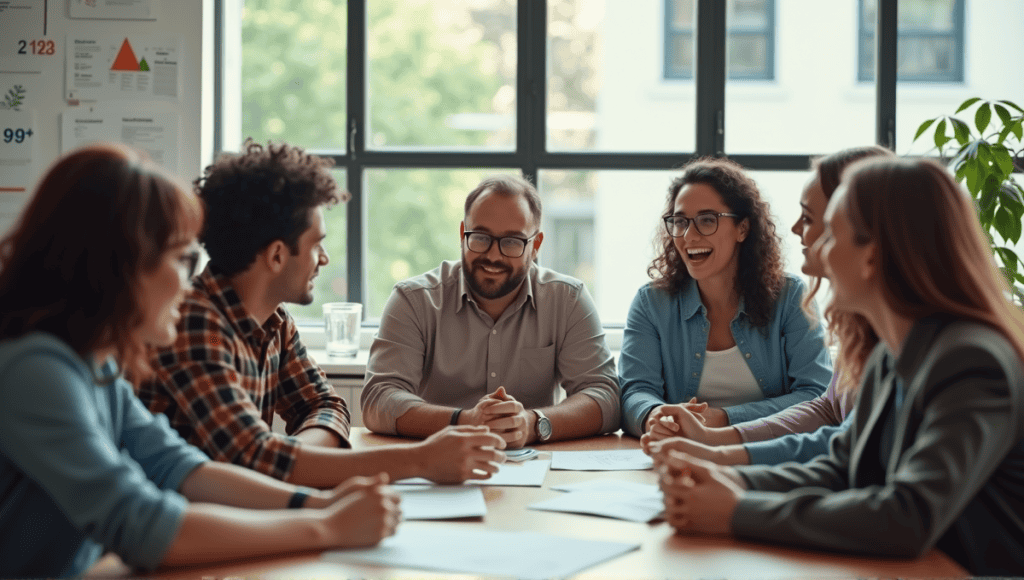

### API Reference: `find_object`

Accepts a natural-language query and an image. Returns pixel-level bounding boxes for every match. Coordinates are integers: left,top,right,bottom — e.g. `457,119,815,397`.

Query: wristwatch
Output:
534,409,552,442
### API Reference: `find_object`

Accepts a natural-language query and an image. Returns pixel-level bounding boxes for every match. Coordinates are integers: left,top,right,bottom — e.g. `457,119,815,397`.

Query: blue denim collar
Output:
678,278,748,323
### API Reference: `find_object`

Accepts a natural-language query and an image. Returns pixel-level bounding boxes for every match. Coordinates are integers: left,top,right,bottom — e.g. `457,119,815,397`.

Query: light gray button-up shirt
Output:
361,260,620,435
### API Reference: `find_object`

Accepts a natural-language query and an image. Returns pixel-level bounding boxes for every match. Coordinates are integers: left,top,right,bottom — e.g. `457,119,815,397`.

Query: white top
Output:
695,345,763,408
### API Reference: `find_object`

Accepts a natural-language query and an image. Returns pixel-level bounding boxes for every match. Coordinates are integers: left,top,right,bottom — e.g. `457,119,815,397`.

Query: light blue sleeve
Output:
744,414,853,465
724,277,832,425
0,352,193,571
117,377,209,491
619,287,668,437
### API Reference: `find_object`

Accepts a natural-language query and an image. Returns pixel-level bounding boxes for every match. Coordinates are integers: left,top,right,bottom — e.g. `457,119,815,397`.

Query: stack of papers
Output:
394,459,550,487
396,486,487,520
325,525,640,580
550,449,654,471
529,478,664,522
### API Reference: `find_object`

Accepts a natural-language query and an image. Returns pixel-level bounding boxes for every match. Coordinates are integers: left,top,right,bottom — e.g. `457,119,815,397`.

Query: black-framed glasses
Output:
663,212,739,238
463,231,538,258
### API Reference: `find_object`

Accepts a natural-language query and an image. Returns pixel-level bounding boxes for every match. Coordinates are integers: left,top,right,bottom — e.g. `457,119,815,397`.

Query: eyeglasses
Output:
463,231,538,258
663,212,739,238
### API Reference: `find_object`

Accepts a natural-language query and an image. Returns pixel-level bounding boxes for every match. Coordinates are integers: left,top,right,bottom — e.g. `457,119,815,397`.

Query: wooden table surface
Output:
86,429,968,579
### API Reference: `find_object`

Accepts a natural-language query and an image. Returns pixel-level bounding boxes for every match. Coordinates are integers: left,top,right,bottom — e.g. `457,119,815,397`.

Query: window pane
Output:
541,169,681,324
670,0,694,27
241,0,347,151
554,0,696,152
897,2,1024,153
365,168,509,319
286,169,348,322
366,0,516,150
728,35,768,77
860,0,962,82
731,0,769,28
726,1,874,154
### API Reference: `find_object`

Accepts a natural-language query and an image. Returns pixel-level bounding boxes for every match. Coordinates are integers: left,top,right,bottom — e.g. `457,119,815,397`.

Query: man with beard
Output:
362,175,620,448
140,140,506,489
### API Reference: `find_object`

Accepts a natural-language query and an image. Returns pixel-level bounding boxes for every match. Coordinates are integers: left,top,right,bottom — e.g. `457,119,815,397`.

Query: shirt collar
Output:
456,260,537,315
678,279,748,321
197,264,285,344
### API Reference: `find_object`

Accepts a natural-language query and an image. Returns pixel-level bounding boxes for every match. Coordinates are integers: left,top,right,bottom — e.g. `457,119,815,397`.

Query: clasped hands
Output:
640,397,728,453
654,449,746,536
459,386,535,449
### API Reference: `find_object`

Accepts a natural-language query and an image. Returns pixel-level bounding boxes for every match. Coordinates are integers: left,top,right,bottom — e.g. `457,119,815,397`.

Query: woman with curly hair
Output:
657,157,1024,575
619,157,832,439
644,146,893,465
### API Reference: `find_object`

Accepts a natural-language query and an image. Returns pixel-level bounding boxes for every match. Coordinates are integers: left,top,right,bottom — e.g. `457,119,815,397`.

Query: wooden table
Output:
87,430,968,579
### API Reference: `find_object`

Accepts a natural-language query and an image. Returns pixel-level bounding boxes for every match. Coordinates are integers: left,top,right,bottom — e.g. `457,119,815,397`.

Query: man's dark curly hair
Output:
196,139,346,276
648,157,784,328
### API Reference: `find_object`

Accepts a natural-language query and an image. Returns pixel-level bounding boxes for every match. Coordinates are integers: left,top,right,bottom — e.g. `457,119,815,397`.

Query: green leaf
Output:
933,118,950,152
992,144,1015,176
950,118,971,146
1012,118,1023,141
995,104,1013,129
976,103,992,133
956,97,982,113
913,118,937,142
998,100,1024,114
996,247,1021,276
964,158,981,195
995,206,1018,243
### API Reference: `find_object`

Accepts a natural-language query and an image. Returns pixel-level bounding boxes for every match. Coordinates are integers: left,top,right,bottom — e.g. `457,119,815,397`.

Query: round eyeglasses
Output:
463,231,538,258
663,212,739,238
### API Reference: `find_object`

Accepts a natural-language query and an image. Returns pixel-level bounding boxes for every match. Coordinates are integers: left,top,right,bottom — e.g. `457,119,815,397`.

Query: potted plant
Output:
914,98,1024,297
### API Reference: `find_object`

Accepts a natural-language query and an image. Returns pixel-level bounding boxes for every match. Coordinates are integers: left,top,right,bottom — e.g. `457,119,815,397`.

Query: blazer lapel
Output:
850,348,896,485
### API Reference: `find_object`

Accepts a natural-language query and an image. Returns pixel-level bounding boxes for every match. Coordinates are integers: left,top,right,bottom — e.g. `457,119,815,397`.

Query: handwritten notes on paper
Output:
550,449,654,471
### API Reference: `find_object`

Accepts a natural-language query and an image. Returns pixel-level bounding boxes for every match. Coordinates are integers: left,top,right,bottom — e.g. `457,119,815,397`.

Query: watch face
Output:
538,416,553,440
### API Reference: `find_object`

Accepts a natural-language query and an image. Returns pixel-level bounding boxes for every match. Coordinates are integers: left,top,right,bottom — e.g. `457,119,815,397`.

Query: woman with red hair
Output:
0,144,399,577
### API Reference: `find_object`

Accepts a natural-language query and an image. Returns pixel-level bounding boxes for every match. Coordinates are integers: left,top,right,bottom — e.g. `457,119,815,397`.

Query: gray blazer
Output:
732,315,1024,575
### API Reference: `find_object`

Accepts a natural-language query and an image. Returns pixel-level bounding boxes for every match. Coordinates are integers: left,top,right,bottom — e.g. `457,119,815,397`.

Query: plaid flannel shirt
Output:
138,265,350,481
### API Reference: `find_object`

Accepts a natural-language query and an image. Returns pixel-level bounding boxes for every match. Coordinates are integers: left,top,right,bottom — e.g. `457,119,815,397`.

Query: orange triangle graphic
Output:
111,38,140,71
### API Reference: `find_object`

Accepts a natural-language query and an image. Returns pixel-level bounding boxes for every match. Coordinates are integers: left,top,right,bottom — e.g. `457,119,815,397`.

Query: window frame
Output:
216,0,905,324
663,0,776,81
857,0,965,83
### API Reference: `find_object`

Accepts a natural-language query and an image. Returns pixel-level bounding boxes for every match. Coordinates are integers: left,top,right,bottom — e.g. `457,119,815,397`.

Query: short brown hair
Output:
0,143,203,379
196,139,345,276
464,174,542,228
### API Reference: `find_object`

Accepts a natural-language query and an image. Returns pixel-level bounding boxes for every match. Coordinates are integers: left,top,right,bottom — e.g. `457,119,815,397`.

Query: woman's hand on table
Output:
657,450,746,536
323,472,402,548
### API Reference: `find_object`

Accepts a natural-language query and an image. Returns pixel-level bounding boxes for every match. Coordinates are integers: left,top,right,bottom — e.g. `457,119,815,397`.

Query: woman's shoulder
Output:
0,332,84,369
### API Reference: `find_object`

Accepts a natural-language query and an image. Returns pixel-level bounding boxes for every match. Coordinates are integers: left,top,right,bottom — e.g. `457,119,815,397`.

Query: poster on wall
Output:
61,105,179,174
0,1,58,73
0,107,38,238
69,0,158,20
66,35,181,102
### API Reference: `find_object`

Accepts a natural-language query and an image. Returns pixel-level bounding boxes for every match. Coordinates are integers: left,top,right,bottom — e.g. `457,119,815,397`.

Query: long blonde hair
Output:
837,157,1024,374
802,146,894,387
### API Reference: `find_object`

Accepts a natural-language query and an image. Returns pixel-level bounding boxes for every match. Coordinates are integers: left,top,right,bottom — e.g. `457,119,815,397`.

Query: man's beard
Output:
463,255,528,300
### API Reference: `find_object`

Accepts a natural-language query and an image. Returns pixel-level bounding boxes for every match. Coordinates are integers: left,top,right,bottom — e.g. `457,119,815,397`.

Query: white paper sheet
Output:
529,487,664,523
395,459,549,487
66,35,182,102
324,524,640,580
69,0,157,20
550,477,659,495
396,486,487,520
550,450,654,471
61,106,179,173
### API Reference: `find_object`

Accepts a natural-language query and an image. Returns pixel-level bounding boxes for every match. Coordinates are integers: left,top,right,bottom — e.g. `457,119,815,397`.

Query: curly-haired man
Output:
140,140,505,490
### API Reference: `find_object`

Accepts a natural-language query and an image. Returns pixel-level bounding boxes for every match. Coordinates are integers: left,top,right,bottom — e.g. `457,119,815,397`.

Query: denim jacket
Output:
619,274,832,436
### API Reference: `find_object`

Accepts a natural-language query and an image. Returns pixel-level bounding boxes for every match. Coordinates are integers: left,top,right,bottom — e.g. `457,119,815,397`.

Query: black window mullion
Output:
519,0,546,185
695,0,726,157
875,0,897,150
346,0,367,307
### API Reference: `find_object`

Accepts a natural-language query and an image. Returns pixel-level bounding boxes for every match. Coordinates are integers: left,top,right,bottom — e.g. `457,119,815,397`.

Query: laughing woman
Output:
0,145,399,578
657,157,1024,575
620,158,832,438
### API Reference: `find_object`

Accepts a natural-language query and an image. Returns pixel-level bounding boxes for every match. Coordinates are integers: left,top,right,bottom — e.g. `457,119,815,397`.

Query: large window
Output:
859,0,964,83
224,0,1022,326
664,0,775,80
